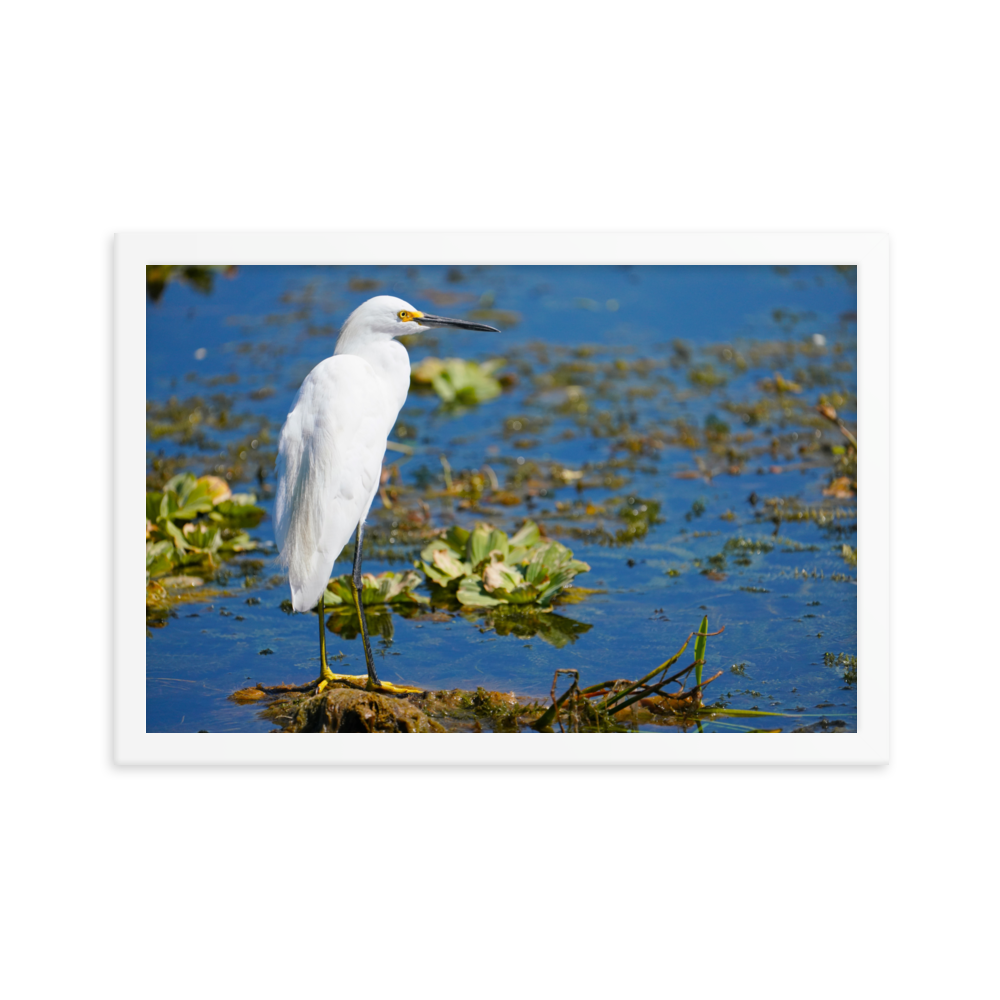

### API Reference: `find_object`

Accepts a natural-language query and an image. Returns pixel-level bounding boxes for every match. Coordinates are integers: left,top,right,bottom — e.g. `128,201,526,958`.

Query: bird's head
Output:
341,295,501,340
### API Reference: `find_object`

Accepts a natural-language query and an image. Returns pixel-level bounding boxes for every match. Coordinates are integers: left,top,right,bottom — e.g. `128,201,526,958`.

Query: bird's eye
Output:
398,310,411,321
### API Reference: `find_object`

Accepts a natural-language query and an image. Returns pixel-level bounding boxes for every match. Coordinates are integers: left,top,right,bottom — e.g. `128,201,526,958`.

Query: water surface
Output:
146,265,858,732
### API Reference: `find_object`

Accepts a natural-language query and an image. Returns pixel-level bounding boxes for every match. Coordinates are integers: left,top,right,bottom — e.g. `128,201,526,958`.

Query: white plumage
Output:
275,354,391,611
273,294,500,687
275,297,413,612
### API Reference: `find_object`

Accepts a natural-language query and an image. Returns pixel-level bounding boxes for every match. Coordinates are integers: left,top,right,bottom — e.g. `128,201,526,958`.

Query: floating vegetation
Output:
614,430,667,457
425,459,521,510
759,371,803,394
465,308,522,327
149,266,859,733
615,497,661,542
824,476,856,499
755,496,857,529
235,615,806,732
410,357,505,405
146,394,260,448
503,414,550,437
416,520,590,608
688,363,727,389
348,276,382,292
791,718,850,733
685,499,707,521
724,537,775,555
545,492,662,547
777,537,820,553
791,566,824,578
706,344,748,369
721,397,780,427
357,501,439,557
146,265,236,303
145,394,275,491
704,413,731,440
279,571,433,643
824,652,857,686
146,473,266,624
321,570,428,610
530,616,732,732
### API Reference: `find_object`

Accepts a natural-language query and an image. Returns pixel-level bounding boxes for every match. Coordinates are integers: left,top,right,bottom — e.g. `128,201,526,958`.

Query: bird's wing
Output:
275,355,391,612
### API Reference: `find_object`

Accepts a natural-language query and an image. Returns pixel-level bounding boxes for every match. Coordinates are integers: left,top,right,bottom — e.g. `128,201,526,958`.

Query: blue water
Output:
146,265,857,732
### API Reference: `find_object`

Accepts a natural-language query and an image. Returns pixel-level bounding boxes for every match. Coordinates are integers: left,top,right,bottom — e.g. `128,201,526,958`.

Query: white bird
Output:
275,294,500,690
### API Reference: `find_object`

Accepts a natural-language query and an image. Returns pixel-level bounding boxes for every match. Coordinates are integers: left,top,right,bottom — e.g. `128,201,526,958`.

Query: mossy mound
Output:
252,681,545,733
266,686,442,733
239,677,715,733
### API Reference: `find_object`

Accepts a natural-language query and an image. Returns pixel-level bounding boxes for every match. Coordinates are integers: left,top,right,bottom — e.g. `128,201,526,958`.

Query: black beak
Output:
417,312,501,333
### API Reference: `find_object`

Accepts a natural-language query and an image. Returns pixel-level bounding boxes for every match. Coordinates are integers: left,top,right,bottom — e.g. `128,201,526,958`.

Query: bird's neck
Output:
333,334,411,421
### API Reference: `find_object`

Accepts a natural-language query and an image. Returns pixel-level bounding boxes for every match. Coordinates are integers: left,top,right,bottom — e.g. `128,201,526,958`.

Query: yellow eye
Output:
398,310,412,322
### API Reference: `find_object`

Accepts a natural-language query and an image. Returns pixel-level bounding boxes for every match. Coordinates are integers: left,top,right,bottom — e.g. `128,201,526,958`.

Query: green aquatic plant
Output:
724,536,774,554
615,497,661,542
416,520,590,608
146,265,236,302
759,371,803,394
146,473,265,588
531,617,724,732
278,573,431,644
693,614,709,688
321,570,428,609
824,651,857,686
839,544,858,566
685,499,707,522
410,356,505,405
465,308,521,328
688,363,728,389
241,613,839,732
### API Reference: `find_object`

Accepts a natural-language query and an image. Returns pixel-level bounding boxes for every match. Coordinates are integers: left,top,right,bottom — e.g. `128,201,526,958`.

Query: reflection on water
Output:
325,606,395,643
461,605,592,648
321,601,593,652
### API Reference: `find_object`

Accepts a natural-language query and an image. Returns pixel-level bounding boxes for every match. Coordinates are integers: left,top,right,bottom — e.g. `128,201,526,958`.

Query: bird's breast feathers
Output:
274,355,395,568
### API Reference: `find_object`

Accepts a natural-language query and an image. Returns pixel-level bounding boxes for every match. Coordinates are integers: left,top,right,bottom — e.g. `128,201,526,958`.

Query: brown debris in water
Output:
276,687,442,733
229,687,269,705
252,681,544,733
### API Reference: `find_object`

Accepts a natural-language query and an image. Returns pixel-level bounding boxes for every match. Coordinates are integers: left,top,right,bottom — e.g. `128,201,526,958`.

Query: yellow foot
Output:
371,679,425,694
313,673,424,695
314,672,366,692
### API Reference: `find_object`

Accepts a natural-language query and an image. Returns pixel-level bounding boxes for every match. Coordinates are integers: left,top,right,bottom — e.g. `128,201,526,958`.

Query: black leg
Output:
350,521,380,688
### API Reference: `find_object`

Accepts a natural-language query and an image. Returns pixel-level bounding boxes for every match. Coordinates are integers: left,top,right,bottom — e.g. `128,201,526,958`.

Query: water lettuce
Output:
416,520,589,608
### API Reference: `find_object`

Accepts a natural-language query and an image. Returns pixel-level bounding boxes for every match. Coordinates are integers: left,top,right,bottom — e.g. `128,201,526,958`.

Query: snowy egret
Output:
275,295,500,691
